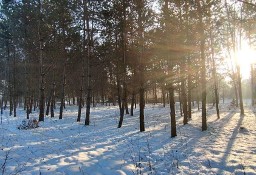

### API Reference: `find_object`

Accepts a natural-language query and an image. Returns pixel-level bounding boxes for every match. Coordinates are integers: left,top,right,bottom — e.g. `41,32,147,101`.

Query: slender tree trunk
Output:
117,0,128,128
154,82,157,104
234,81,238,107
181,78,188,125
130,91,135,116
38,0,45,122
139,87,145,132
169,86,177,137
237,9,244,115
185,1,192,119
85,78,92,124
73,96,75,105
187,75,192,118
4,100,7,110
117,78,124,128
178,86,183,116
197,1,207,131
237,66,244,115
135,95,137,109
210,31,220,119
59,64,66,120
29,93,33,113
13,46,17,117
26,97,30,119
77,87,83,122
50,90,55,118
85,0,92,125
1,98,3,115
9,78,13,117
136,0,145,132
7,41,13,116
162,87,166,108
92,92,96,107
124,83,129,114
214,79,220,119
45,95,51,116
24,97,26,111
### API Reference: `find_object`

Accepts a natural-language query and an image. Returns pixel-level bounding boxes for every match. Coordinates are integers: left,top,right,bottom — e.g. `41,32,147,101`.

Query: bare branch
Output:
237,0,256,7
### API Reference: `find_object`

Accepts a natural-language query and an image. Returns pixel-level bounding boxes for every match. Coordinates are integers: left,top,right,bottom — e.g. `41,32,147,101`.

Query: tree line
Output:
0,0,255,136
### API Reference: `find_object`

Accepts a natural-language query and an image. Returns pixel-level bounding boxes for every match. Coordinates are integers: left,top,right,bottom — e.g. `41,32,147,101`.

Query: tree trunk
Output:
50,91,55,118
124,83,129,114
2,99,6,111
7,42,13,116
38,0,45,122
117,82,124,128
85,0,91,126
92,92,96,107
181,78,188,125
117,0,128,128
237,66,244,115
45,96,51,116
139,87,145,132
162,87,166,108
210,31,220,119
198,1,207,131
154,82,157,104
13,47,18,117
1,98,3,115
77,87,83,122
138,0,145,132
29,93,33,113
187,76,192,119
73,96,75,105
237,9,244,115
9,89,13,116
59,65,66,120
13,46,17,117
130,91,135,116
185,1,192,119
169,86,177,137
178,86,183,116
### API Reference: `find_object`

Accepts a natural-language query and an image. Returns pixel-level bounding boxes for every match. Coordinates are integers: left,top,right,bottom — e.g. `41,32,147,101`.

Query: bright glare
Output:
236,44,256,79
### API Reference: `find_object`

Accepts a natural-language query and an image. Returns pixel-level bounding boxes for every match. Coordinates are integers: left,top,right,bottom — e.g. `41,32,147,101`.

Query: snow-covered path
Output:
0,104,255,175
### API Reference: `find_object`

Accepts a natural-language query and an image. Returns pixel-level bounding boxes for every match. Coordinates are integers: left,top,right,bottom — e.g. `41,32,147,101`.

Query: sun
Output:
236,44,256,79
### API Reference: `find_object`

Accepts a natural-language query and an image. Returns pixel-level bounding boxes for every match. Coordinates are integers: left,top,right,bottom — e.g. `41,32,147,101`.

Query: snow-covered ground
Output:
0,102,256,175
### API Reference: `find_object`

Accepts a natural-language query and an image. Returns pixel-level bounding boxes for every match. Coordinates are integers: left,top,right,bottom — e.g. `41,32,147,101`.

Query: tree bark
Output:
162,87,166,108
12,46,17,117
169,86,177,137
38,0,45,122
59,64,66,120
237,66,244,115
181,78,188,125
138,0,145,132
85,0,92,125
130,91,135,116
210,31,220,119
77,86,83,122
197,1,207,131
45,96,51,116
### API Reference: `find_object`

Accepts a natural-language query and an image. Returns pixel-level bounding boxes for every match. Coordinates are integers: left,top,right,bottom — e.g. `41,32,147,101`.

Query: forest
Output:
0,0,256,174
1,0,255,131
0,0,256,129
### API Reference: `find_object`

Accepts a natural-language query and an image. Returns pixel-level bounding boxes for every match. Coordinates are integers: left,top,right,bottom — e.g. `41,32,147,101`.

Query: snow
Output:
0,103,256,175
